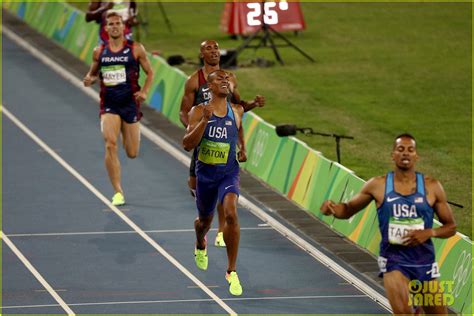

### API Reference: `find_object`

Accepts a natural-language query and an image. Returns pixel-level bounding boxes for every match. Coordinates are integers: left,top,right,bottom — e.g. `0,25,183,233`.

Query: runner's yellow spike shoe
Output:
111,192,125,206
214,232,226,247
194,247,208,270
225,271,243,296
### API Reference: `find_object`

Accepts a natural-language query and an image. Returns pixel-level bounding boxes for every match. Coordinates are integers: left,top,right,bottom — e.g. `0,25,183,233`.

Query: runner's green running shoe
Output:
214,232,226,247
225,271,243,296
194,247,208,270
111,192,125,206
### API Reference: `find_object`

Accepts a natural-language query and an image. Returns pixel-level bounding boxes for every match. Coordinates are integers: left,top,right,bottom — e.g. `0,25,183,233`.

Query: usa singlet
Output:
378,172,436,266
196,101,239,179
195,101,240,215
98,39,142,123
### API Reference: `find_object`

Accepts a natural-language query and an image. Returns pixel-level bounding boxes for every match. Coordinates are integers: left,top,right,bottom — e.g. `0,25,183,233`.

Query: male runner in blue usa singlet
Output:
180,40,265,248
84,11,154,206
183,70,245,296
320,134,456,315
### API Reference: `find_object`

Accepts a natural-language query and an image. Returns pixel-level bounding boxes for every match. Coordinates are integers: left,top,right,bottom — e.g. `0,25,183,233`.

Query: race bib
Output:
388,217,425,245
198,139,230,165
378,256,388,273
428,262,441,278
102,65,126,86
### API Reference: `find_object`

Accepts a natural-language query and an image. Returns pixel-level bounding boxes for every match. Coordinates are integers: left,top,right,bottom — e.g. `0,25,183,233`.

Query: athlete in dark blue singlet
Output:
180,40,265,248
84,11,154,206
98,38,141,123
320,134,456,315
183,70,245,296
377,171,437,281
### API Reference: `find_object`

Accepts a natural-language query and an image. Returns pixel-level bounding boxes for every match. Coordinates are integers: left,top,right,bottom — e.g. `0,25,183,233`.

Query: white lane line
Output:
6,227,273,238
2,294,369,309
1,232,75,315
237,198,390,310
102,208,130,212
3,26,391,312
2,106,236,316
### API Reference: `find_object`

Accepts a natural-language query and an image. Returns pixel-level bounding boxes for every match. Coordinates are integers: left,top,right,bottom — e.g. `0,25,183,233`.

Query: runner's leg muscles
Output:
223,193,240,271
423,279,448,315
195,215,213,249
217,202,225,233
101,114,123,193
121,121,140,158
383,270,413,315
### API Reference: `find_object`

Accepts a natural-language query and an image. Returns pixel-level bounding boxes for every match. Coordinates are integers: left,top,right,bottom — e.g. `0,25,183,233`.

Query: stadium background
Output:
3,1,472,314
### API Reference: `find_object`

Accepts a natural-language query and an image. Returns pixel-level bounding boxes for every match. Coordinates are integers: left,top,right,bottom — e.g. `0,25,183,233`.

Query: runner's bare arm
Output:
229,73,265,112
180,75,197,127
83,46,101,86
133,43,154,103
320,177,380,219
237,127,246,162
427,179,456,238
85,1,113,22
233,104,246,162
126,1,139,26
182,104,213,151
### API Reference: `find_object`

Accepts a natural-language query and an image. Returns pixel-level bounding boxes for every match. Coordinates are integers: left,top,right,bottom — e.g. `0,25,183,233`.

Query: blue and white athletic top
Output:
377,172,435,265
196,101,239,181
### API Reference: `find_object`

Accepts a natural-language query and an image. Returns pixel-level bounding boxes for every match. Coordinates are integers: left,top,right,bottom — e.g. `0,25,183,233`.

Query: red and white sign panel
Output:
220,1,306,35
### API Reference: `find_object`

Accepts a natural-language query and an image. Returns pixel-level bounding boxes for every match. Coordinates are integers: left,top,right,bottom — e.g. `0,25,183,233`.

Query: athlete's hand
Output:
403,229,432,247
253,95,265,108
238,149,247,162
202,104,214,120
320,200,336,216
134,91,147,103
83,75,97,87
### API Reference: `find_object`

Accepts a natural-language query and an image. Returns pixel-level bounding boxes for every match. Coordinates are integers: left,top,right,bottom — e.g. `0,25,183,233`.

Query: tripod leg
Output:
268,26,315,62
335,137,341,164
223,29,262,68
157,1,173,33
255,28,268,50
266,31,284,65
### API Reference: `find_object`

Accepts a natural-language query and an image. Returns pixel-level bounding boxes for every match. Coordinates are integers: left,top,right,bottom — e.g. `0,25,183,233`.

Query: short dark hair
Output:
207,69,227,82
393,133,416,149
395,133,416,142
106,11,123,22
200,40,219,51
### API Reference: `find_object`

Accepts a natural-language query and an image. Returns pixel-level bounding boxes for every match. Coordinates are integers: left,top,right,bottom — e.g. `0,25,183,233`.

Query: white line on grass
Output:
2,106,236,316
1,232,75,315
3,26,391,312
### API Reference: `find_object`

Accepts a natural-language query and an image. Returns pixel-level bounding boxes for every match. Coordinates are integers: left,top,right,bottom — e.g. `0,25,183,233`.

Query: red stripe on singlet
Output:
198,68,207,86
